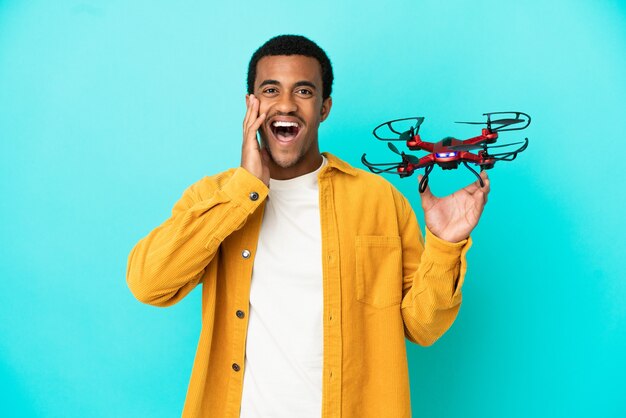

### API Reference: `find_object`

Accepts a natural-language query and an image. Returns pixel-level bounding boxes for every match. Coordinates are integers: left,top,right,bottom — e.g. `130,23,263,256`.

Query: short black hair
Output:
247,34,333,100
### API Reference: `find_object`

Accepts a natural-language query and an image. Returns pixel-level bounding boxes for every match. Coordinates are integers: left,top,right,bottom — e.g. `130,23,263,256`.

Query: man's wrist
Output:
424,227,471,262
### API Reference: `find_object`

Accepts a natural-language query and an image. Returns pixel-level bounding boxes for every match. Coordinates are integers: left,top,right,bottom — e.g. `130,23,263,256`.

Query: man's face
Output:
249,55,332,178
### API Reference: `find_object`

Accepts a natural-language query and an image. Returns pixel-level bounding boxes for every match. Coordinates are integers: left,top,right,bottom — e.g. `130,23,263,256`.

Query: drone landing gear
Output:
419,163,485,193
418,165,434,193
463,162,485,188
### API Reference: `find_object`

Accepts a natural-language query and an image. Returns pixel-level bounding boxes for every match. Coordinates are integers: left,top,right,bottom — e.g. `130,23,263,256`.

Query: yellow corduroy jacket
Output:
126,152,472,418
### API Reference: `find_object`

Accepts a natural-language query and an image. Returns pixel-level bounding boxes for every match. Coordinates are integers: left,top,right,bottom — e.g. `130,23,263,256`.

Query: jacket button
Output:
236,310,245,319
232,363,241,372
242,249,251,259
249,192,259,201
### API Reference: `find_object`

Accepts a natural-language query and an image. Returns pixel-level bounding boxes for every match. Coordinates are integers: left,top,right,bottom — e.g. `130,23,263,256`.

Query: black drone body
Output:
361,111,531,192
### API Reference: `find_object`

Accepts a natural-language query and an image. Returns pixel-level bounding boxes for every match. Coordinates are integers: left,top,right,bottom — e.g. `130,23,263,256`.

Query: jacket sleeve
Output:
395,190,473,346
126,168,268,307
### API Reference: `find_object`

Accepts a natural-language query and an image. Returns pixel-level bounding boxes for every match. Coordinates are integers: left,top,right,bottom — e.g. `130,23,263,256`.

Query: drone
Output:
361,111,531,193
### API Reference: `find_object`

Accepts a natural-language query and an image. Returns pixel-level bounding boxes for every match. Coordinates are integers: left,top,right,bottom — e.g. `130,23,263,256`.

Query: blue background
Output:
1,0,625,417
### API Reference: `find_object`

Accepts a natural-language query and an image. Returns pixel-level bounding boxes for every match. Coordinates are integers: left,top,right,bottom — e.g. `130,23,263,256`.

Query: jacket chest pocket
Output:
355,235,403,308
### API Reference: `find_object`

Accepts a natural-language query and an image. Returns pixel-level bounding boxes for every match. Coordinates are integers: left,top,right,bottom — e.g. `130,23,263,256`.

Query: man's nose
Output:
274,93,298,113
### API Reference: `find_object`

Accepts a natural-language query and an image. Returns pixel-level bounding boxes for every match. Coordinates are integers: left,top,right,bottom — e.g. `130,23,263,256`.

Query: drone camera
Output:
439,161,460,170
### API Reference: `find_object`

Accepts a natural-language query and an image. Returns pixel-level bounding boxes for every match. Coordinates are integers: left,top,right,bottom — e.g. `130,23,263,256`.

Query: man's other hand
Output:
419,171,491,243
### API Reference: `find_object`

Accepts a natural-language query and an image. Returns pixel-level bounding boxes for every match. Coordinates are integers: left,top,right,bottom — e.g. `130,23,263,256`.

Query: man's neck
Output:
269,153,324,180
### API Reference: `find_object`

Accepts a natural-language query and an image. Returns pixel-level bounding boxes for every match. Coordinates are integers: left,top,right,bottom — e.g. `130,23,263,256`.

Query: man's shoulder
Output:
325,152,413,216
353,166,394,186
326,152,404,193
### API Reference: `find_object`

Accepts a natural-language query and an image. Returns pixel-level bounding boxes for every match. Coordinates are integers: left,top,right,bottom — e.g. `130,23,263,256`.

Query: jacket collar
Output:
321,152,358,177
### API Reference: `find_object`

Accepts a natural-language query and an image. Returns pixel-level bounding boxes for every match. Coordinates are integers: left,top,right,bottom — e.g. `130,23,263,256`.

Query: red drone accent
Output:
361,111,531,192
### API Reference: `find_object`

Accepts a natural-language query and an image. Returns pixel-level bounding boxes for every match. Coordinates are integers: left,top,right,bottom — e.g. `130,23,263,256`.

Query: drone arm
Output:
457,152,483,164
413,154,436,168
464,131,497,146
407,136,434,152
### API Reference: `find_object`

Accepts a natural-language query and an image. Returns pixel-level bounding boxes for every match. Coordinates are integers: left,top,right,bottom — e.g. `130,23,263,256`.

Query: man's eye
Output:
297,89,312,95
263,88,278,94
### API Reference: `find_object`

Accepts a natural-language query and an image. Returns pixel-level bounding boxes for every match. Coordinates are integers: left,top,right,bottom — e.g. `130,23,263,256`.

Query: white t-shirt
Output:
240,156,327,418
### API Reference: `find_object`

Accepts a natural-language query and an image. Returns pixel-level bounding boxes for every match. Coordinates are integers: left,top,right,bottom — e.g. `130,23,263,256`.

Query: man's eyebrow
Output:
257,80,318,90
258,79,281,88
293,81,317,90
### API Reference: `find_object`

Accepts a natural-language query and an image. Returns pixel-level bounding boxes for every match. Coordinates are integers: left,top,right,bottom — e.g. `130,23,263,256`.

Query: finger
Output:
477,189,487,205
246,95,261,130
243,94,253,129
476,174,489,205
243,112,266,151
243,94,255,130
463,179,481,194
463,170,489,193
480,171,491,195
249,112,266,137
417,174,436,209
243,96,260,141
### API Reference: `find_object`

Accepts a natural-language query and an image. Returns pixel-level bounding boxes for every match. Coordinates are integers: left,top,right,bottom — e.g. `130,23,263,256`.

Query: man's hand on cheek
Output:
241,94,270,186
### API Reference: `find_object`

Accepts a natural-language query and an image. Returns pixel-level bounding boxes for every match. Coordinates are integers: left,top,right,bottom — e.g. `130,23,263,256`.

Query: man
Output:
127,35,489,418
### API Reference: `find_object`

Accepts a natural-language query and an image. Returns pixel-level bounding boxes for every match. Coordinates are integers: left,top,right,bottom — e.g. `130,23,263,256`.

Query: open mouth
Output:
270,120,301,143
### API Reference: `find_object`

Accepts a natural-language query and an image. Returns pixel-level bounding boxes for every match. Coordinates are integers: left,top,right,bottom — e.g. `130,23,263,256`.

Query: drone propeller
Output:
399,129,414,142
485,138,529,160
455,118,524,126
388,142,420,163
491,118,525,125
447,141,488,151
361,154,409,175
373,117,425,141
449,140,525,152
455,111,531,132
361,142,421,177
486,140,525,149
388,142,401,154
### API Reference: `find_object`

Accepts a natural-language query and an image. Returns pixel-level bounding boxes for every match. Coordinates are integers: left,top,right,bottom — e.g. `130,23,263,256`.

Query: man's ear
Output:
245,94,250,106
320,97,333,122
